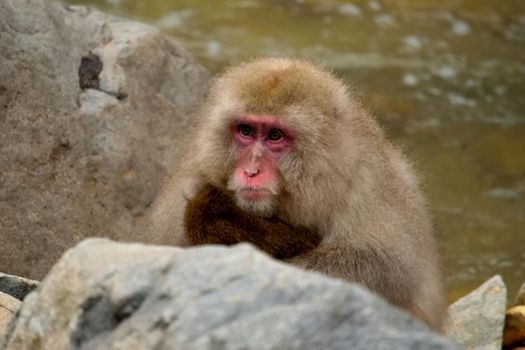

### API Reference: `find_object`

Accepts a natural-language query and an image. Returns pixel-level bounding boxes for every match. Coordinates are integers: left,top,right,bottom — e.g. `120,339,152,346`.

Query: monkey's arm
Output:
183,185,321,259
289,245,443,329
287,245,416,309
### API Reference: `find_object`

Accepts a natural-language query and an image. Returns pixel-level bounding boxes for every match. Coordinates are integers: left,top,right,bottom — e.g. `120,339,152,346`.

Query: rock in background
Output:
0,273,40,301
0,273,40,341
0,0,210,279
445,275,507,350
2,239,459,350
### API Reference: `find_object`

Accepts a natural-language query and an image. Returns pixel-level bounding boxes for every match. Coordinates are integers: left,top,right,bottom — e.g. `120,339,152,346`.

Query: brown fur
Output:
184,184,321,259
149,58,446,330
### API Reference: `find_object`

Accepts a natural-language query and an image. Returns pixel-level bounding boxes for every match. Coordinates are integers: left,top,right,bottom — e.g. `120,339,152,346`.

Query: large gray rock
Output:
445,275,507,350
0,0,210,279
3,239,458,350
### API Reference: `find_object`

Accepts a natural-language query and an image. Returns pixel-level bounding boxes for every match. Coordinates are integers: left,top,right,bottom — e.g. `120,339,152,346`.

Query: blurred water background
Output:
63,0,525,302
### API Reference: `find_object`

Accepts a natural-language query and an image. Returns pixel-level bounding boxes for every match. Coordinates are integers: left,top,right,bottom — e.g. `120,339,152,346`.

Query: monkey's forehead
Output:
213,58,347,116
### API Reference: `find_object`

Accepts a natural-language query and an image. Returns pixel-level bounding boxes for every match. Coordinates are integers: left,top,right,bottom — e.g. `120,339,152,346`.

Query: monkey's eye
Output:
267,129,283,142
238,124,255,137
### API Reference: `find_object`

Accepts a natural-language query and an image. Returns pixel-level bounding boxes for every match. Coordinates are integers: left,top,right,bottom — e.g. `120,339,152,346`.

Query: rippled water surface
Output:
64,0,525,301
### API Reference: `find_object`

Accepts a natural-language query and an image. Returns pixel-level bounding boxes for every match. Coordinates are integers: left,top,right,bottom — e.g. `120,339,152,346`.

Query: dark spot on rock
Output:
79,53,103,89
152,316,171,331
70,291,148,347
50,141,71,161
115,91,128,100
114,292,147,323
71,295,115,347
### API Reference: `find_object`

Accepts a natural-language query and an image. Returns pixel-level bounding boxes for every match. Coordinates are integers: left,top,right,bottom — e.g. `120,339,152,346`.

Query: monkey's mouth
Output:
239,187,271,201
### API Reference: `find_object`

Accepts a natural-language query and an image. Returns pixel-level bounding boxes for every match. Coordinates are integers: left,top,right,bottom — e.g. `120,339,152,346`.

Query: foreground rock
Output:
0,0,210,279
0,273,40,301
2,239,458,350
0,293,21,341
445,275,507,350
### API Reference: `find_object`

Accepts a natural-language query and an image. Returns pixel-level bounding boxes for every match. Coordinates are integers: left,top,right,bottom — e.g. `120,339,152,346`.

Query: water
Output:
64,0,525,302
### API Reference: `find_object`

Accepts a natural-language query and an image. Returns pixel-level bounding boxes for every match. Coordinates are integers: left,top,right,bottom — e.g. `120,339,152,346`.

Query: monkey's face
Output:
226,114,293,217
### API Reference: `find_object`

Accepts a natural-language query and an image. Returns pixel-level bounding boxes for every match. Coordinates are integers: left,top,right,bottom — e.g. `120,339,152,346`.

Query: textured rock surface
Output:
3,239,458,350
0,273,40,301
445,275,507,350
0,292,21,341
0,0,210,279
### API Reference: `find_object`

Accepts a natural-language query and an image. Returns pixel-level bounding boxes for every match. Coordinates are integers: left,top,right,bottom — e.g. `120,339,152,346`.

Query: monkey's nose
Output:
244,168,260,177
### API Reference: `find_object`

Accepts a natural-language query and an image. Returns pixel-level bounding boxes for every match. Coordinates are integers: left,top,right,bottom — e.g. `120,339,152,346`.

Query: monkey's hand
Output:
183,185,321,259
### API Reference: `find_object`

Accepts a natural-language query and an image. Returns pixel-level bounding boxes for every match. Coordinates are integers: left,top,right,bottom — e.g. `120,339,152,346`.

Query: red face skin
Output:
230,115,293,203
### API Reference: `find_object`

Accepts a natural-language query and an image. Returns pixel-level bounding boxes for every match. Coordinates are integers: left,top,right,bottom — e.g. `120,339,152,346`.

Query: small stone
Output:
0,273,40,301
447,93,476,107
375,14,396,27
368,1,381,11
402,35,423,49
157,9,194,29
488,188,519,200
338,3,362,16
452,20,470,35
515,281,525,306
436,66,457,79
503,305,525,348
504,23,525,41
206,40,222,57
402,73,418,87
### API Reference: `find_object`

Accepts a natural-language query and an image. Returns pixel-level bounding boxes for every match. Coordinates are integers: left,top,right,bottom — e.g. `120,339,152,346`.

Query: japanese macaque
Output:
149,57,446,330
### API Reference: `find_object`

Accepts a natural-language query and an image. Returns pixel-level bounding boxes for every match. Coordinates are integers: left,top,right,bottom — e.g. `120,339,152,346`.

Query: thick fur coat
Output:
184,185,321,260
